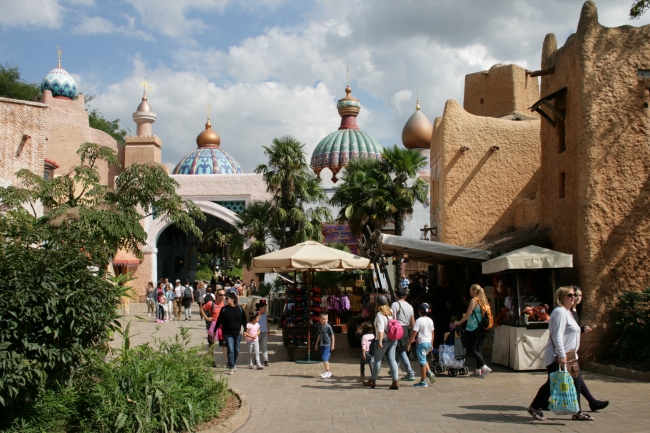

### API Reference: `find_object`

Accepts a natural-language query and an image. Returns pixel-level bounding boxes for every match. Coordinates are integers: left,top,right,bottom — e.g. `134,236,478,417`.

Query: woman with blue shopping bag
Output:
527,286,594,422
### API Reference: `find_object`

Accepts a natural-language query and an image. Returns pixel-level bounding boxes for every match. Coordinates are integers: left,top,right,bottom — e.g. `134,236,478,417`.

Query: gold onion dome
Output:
196,117,221,148
402,100,433,149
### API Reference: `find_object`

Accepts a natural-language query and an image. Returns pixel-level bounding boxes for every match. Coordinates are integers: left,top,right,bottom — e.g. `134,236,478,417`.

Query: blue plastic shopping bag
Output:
548,366,579,415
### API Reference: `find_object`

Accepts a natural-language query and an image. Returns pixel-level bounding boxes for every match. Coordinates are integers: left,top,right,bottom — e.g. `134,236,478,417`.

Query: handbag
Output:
565,350,580,379
549,365,580,415
207,320,217,344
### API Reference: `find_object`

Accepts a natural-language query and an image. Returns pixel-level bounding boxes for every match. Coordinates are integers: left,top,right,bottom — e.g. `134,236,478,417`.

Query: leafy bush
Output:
613,287,650,359
0,244,123,406
0,327,229,433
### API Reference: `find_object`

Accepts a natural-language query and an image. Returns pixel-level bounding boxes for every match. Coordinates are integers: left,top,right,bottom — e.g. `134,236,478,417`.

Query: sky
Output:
2,0,649,175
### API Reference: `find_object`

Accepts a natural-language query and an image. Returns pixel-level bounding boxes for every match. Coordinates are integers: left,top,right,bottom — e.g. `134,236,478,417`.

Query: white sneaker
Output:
479,367,492,379
320,372,328,378
324,371,332,378
248,364,254,369
470,369,481,377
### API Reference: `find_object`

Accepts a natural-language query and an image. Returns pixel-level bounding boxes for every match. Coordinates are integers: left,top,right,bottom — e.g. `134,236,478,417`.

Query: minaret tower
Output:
124,79,163,168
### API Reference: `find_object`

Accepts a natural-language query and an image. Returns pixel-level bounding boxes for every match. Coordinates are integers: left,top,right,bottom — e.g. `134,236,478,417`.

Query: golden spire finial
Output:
56,46,62,67
416,87,420,111
205,104,213,128
140,77,153,100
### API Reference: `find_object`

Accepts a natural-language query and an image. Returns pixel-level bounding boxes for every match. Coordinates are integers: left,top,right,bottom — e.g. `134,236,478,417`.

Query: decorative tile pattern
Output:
172,148,244,175
310,128,383,173
213,201,246,213
41,67,77,99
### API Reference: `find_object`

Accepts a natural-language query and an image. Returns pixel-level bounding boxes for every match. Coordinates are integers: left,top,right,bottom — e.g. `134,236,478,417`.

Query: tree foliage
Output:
0,63,40,101
330,157,395,236
0,143,202,407
613,287,650,359
630,0,650,18
85,95,130,145
253,135,332,249
232,200,274,267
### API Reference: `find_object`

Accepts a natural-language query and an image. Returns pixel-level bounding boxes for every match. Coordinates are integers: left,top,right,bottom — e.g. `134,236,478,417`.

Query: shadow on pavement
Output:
442,412,565,425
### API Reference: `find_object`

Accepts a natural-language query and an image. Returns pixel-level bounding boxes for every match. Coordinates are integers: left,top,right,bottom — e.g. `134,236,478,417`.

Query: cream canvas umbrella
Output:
251,241,370,364
251,240,370,272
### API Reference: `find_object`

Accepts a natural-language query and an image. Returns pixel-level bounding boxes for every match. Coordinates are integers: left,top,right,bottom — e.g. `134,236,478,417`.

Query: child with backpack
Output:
357,321,374,383
245,313,264,370
407,303,436,387
182,280,194,321
455,284,493,379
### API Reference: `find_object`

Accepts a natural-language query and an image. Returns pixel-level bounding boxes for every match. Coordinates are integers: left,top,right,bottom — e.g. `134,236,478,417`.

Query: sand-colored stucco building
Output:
426,1,650,360
430,63,541,247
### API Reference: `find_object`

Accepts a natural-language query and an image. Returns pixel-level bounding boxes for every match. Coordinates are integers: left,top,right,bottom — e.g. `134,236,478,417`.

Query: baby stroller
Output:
432,328,469,377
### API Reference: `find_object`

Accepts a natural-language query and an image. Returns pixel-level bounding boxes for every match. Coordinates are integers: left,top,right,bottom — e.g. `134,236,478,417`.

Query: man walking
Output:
173,279,183,320
391,288,416,381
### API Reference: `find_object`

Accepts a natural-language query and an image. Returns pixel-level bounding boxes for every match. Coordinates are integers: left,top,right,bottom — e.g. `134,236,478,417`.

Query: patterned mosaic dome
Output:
41,60,77,99
172,117,243,175
310,85,382,182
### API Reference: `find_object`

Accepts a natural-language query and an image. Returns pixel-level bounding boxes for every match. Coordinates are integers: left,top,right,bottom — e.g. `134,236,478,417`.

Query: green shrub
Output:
0,328,229,433
0,244,123,407
613,287,650,359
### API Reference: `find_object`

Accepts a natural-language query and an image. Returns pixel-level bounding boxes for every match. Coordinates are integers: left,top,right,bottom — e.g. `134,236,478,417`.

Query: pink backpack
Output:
387,318,404,341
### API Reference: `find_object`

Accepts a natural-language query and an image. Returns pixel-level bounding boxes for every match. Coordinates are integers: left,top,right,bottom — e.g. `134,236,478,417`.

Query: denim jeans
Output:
371,339,398,381
258,333,268,363
396,347,415,377
360,351,374,375
224,333,241,369
248,340,260,366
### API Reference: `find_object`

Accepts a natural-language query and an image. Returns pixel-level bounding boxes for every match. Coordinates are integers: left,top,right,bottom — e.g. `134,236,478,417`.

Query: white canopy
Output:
379,234,491,263
251,240,371,273
482,245,573,274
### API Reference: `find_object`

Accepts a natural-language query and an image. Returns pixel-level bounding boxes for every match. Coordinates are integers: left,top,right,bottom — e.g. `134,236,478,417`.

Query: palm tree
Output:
380,145,429,284
232,201,273,267
380,145,428,237
255,135,332,249
329,157,395,236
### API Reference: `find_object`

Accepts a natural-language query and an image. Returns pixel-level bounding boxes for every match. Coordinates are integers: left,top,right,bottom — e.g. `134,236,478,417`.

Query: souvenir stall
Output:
251,241,370,363
482,245,573,371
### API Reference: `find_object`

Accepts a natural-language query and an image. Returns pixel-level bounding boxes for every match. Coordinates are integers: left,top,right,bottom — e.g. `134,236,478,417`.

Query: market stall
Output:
483,245,573,370
251,241,370,363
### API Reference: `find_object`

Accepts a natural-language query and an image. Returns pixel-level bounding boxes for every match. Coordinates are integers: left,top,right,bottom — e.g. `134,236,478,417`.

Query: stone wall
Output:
431,99,540,246
538,1,650,361
0,97,47,189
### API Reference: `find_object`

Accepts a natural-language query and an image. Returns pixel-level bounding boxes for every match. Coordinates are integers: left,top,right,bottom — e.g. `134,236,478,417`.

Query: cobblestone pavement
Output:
114,304,650,433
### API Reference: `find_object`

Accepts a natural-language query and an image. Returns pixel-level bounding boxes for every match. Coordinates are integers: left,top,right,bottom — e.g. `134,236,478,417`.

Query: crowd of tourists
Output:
146,276,608,422
145,277,258,323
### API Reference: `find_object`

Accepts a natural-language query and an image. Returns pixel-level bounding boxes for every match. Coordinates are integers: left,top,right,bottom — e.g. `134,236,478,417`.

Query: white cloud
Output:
0,0,64,29
79,0,650,173
90,57,339,172
122,0,231,38
74,15,155,41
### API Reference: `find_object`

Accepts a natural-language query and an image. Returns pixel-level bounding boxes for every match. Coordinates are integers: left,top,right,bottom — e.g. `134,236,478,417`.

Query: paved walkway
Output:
114,304,650,433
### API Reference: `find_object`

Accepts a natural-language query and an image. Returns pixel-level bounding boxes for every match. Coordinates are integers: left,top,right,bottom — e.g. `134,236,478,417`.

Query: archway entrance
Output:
156,212,236,284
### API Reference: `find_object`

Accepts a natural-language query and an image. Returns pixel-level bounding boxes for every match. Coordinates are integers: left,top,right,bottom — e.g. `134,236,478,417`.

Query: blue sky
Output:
2,0,649,175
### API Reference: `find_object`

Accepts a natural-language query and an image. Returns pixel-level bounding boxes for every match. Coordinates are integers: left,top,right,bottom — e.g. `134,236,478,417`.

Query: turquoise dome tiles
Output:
41,67,77,99
310,129,383,172
172,148,244,175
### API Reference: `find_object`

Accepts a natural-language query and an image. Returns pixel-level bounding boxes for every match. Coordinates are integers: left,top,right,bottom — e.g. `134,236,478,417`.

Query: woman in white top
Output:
363,295,400,390
527,286,593,421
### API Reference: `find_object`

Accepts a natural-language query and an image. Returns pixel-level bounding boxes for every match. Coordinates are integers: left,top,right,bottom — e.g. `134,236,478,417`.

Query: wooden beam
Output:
540,99,565,122
527,66,556,78
535,108,556,128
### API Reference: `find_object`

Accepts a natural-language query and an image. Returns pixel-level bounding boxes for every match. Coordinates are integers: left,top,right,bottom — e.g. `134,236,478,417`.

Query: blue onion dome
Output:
310,85,383,182
41,59,77,100
172,117,244,175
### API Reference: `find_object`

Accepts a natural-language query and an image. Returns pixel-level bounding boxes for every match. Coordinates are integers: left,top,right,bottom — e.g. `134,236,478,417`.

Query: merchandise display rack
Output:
281,271,322,363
